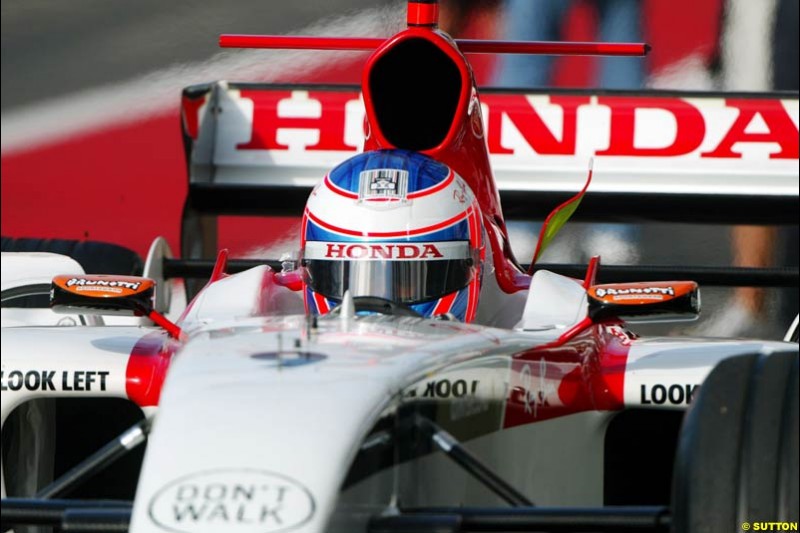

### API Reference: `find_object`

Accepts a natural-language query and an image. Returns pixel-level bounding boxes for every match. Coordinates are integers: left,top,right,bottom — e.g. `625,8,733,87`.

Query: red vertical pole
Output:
407,0,439,28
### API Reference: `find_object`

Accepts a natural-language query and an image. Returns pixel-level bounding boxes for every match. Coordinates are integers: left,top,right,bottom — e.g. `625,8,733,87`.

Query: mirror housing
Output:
51,275,155,316
587,281,700,323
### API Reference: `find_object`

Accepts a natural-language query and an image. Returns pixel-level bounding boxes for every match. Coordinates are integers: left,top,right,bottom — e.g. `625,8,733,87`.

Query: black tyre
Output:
2,237,143,309
1,236,142,276
672,350,799,532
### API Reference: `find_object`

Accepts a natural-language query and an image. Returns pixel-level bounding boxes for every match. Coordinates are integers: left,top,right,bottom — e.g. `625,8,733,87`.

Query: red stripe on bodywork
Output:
465,277,479,322
467,204,479,248
464,204,481,322
465,278,478,322
503,321,630,428
588,322,632,410
126,331,178,407
301,214,310,314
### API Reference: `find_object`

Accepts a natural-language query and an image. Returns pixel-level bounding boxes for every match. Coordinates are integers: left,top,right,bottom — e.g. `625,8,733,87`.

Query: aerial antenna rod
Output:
220,0,649,57
218,35,649,56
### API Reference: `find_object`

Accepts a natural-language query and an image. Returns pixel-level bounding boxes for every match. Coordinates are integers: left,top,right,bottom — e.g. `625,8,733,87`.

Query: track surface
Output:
1,0,386,110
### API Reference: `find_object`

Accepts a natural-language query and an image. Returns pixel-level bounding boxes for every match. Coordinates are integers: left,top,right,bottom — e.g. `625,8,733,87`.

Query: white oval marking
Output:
148,469,315,533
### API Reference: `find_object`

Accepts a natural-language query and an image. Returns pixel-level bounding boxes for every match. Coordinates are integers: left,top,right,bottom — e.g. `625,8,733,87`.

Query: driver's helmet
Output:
301,149,485,322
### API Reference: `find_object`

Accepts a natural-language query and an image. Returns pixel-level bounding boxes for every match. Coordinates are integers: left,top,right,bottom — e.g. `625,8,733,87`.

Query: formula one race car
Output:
2,2,799,533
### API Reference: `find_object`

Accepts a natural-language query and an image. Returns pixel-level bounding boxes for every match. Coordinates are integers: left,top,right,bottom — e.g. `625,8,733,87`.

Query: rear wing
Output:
170,84,800,287
181,83,798,226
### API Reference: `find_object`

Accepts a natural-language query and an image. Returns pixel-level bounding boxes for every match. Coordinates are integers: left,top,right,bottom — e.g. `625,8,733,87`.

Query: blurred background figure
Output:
495,0,645,267
498,0,644,89
701,0,799,337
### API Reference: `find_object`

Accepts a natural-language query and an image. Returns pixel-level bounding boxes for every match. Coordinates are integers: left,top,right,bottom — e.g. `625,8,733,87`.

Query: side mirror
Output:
51,275,156,316
50,275,184,339
587,281,700,323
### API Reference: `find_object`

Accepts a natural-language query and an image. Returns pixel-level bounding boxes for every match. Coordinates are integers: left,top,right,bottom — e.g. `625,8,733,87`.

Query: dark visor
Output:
303,241,475,304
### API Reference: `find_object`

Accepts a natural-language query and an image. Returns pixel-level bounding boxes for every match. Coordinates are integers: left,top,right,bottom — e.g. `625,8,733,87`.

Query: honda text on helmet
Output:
301,150,485,322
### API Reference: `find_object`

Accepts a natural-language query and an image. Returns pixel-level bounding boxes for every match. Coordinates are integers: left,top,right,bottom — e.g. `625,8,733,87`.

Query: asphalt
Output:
0,0,389,110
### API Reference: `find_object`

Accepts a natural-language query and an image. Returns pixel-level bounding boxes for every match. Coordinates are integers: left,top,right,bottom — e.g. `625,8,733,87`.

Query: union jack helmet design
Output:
301,149,485,322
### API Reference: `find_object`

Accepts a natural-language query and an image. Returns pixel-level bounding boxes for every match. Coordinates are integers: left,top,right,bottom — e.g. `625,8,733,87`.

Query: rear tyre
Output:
672,351,799,532
1,236,142,275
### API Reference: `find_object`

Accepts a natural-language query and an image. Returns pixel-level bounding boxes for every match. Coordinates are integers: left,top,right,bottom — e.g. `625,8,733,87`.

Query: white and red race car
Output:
1,2,798,533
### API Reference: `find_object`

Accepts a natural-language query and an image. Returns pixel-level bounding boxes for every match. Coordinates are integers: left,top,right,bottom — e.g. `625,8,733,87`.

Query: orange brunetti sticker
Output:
52,275,154,298
588,281,697,306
